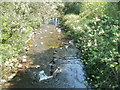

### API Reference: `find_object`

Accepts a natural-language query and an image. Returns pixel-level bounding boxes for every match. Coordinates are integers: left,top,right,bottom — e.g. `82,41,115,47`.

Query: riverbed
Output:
2,24,88,88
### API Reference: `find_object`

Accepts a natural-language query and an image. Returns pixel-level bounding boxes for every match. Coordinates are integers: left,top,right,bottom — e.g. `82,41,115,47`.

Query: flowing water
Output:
2,24,88,88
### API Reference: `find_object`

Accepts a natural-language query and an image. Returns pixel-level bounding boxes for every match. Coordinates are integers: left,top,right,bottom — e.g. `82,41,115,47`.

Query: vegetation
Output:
0,2,63,82
0,1,119,89
61,2,120,89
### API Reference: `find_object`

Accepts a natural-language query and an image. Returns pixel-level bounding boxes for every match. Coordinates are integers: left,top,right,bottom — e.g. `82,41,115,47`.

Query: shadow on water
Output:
4,48,59,88
3,24,88,88
6,47,87,88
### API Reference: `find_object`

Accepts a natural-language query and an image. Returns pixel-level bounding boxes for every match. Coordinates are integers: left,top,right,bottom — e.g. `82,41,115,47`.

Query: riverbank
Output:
0,3,62,88
0,32,34,89
61,14,119,89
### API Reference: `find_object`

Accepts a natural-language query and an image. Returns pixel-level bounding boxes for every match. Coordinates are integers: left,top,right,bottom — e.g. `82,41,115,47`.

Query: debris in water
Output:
52,67,62,76
39,71,53,81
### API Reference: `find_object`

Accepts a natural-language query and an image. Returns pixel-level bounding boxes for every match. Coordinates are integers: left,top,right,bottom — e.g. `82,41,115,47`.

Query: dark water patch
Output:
3,25,88,88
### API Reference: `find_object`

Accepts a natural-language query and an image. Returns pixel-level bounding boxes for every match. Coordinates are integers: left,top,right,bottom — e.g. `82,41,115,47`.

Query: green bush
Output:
0,2,62,62
62,14,119,89
63,2,81,15
61,2,120,88
0,3,33,62
0,2,63,81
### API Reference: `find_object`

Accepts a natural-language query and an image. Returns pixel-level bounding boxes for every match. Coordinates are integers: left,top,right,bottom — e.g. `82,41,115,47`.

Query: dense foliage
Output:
61,2,120,89
0,2,63,81
0,1,119,89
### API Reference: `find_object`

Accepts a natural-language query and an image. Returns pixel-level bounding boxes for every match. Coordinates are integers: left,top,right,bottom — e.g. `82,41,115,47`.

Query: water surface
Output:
3,25,87,88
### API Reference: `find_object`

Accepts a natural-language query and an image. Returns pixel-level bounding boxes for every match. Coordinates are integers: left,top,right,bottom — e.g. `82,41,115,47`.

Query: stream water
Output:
3,24,88,88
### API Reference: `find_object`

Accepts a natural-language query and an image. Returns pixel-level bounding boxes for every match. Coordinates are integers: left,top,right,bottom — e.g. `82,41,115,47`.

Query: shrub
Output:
0,2,63,81
62,14,119,88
